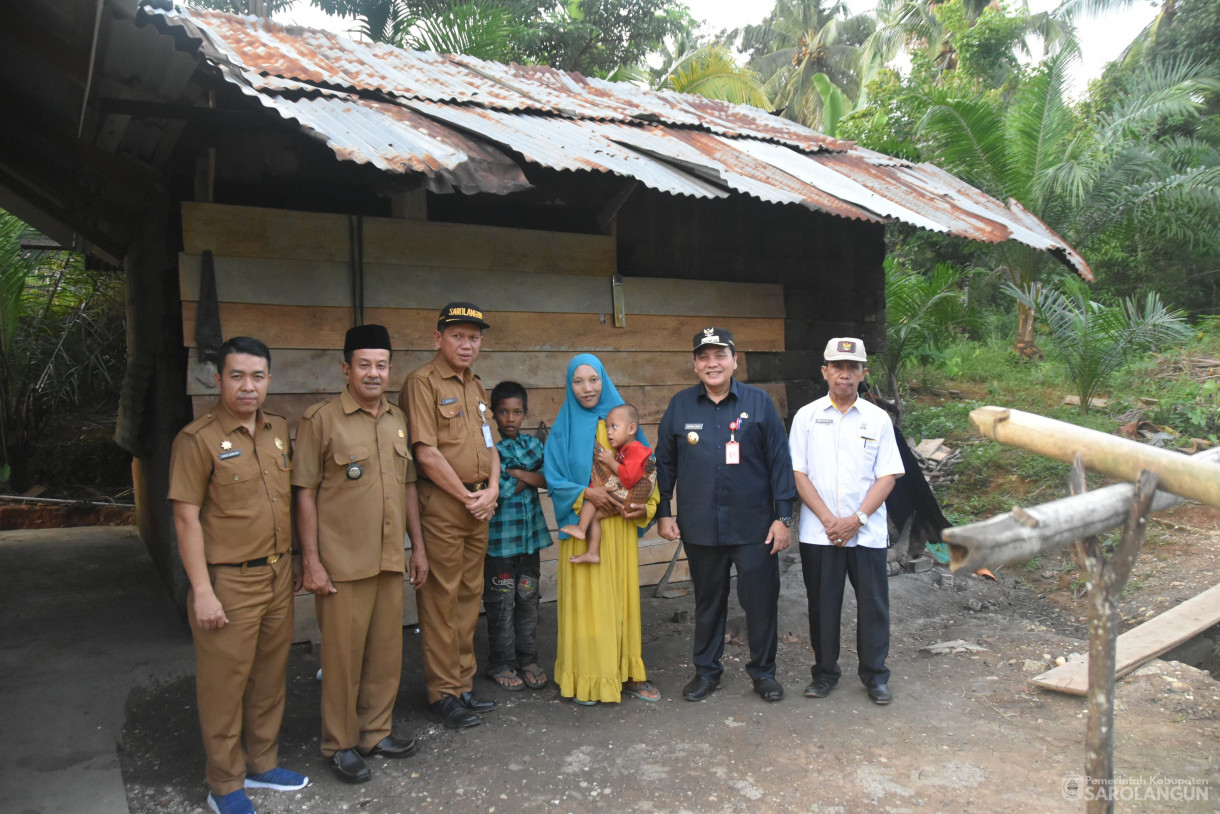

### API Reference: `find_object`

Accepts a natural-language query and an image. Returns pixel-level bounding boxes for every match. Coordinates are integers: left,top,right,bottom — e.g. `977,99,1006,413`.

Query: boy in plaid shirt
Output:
484,381,552,691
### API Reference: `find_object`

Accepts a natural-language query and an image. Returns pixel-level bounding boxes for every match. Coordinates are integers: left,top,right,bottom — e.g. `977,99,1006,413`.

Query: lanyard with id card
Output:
478,402,494,448
725,412,748,465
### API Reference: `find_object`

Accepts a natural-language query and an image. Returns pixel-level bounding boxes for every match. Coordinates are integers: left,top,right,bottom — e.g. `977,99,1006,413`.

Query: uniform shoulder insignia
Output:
181,413,215,435
301,399,332,420
262,407,285,419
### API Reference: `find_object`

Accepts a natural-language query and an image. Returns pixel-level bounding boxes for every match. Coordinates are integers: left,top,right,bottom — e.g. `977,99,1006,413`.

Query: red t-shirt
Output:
615,440,652,490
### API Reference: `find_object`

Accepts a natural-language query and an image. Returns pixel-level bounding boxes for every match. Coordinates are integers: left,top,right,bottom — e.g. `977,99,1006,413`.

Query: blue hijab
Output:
543,353,649,536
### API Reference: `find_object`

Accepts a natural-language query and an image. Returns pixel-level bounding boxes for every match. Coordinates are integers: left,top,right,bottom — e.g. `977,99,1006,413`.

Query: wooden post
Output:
1069,459,1158,813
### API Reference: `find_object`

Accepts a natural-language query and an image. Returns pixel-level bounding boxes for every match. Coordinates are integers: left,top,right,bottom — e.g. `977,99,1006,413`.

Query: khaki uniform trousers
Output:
189,555,294,796
316,569,403,755
417,480,489,702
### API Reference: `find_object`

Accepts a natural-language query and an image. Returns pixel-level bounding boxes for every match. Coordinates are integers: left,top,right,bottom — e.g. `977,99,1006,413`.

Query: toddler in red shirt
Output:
561,403,656,564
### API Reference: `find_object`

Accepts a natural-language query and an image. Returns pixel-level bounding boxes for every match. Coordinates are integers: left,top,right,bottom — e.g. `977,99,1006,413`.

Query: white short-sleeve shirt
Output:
789,395,905,548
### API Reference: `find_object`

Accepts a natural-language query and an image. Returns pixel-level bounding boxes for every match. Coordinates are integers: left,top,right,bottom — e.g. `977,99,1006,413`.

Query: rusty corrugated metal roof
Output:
143,6,1091,280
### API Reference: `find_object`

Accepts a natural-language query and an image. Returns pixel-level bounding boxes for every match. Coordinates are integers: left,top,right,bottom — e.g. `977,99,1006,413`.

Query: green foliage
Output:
307,0,691,75
405,0,531,60
1006,276,1192,413
0,211,127,493
878,259,979,424
530,0,693,77
740,0,874,131
659,44,771,108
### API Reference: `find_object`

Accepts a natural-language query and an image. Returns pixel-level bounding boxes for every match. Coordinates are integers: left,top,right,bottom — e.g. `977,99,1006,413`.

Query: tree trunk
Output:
1014,300,1041,358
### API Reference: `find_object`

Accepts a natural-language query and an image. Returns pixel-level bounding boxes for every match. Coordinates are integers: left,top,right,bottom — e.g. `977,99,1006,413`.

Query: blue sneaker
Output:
244,767,309,791
207,789,255,814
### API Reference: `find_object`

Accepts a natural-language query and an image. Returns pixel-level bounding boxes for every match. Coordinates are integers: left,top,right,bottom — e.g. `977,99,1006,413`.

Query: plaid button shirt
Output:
489,434,552,558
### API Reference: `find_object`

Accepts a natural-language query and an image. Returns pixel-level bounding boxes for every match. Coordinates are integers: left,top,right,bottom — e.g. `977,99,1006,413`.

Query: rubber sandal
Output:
520,663,548,690
572,698,598,706
486,666,524,692
623,680,661,702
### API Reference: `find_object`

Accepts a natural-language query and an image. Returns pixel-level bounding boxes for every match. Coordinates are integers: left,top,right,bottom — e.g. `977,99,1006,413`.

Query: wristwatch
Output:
777,516,795,529
855,510,869,526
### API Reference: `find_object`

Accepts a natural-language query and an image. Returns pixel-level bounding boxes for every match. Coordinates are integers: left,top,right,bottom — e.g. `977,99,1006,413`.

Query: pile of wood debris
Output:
1150,353,1220,383
910,438,961,487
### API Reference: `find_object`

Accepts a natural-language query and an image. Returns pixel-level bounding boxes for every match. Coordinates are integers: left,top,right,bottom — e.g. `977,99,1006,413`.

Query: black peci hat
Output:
344,324,392,354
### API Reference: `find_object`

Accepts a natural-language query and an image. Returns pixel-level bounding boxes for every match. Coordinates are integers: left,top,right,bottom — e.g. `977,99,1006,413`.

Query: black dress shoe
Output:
682,675,721,702
430,694,480,729
329,748,371,784
804,678,836,698
360,735,419,759
868,684,892,705
753,676,784,702
459,691,496,713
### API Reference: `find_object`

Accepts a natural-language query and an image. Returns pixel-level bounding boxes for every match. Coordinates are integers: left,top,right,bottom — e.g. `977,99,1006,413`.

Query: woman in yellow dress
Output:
543,354,661,705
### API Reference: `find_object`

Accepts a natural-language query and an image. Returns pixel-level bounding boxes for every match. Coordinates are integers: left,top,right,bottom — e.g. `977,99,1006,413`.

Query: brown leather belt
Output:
213,552,283,568
463,481,488,491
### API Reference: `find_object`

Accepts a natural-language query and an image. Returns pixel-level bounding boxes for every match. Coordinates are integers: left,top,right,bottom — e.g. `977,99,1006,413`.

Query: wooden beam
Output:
181,202,616,274
1031,582,1220,695
179,253,784,317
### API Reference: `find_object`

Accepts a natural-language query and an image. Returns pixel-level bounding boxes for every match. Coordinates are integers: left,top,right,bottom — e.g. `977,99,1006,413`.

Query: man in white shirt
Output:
789,338,904,705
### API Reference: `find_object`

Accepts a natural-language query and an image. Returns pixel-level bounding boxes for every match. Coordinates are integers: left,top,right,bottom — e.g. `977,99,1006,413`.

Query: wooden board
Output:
191,381,787,437
185,349,751,395
179,254,784,318
1031,582,1220,695
181,303,784,353
182,201,616,275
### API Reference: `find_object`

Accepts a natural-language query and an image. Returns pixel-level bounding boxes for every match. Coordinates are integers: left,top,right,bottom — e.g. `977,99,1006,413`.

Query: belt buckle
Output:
266,553,281,565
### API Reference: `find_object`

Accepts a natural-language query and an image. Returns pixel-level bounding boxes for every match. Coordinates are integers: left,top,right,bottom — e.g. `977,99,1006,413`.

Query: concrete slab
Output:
0,527,193,814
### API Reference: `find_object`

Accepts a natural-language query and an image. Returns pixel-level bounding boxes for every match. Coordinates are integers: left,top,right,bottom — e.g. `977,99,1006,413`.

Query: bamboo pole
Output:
970,406,1220,508
943,446,1220,572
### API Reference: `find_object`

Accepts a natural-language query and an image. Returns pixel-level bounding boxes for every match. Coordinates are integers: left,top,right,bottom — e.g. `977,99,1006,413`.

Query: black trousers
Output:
799,543,890,688
482,551,542,673
686,541,780,682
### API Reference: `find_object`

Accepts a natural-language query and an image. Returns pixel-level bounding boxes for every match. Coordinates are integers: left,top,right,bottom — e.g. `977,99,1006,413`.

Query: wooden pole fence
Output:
937,406,1209,812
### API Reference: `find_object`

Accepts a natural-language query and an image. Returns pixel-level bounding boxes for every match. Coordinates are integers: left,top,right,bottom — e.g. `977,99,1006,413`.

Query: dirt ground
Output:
119,503,1220,814
0,500,134,530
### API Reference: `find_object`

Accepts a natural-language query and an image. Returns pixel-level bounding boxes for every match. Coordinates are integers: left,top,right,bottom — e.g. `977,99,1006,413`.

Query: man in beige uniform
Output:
403,302,500,729
169,336,308,814
293,324,428,784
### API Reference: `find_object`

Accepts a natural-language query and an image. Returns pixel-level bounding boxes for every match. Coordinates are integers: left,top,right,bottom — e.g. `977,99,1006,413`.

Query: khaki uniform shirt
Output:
402,355,498,485
292,387,415,581
168,404,293,564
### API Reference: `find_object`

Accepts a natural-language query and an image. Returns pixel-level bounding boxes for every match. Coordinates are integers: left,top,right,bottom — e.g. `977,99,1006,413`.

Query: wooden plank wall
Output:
180,202,782,641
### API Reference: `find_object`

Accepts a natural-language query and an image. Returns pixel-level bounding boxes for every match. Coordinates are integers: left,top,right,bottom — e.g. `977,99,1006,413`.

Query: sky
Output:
280,0,1162,97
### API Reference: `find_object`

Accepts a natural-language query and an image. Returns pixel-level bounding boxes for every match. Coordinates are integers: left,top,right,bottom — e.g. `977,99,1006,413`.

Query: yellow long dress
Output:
554,419,660,703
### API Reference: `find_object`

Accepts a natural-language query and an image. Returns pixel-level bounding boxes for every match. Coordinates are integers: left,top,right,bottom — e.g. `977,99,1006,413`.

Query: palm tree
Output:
914,52,1220,354
654,43,771,109
307,0,531,55
740,0,874,132
861,0,1073,91
1006,277,1190,412
877,259,978,425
